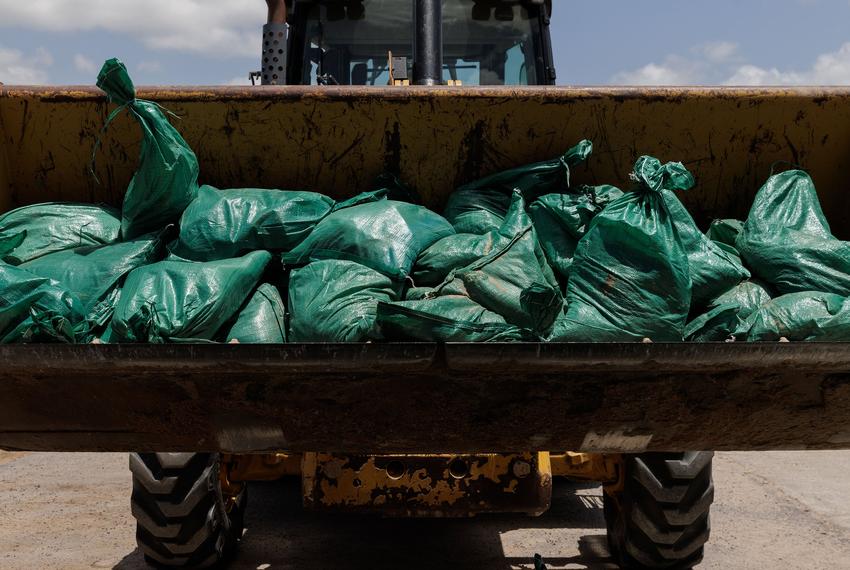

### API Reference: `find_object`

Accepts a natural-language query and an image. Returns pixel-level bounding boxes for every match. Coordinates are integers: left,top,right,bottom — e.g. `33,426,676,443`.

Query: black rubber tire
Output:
129,453,246,568
603,452,714,570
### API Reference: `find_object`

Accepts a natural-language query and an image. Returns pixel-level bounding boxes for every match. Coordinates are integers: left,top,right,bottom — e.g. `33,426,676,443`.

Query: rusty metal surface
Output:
302,452,551,517
2,86,850,236
0,342,848,453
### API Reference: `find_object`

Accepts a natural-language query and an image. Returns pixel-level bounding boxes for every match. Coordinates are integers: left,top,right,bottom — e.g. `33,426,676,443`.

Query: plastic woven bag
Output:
529,185,624,283
20,233,163,312
111,250,270,342
554,156,693,342
96,58,199,239
707,219,744,249
663,190,750,308
282,200,454,280
173,185,335,261
683,281,772,341
736,169,850,296
376,296,532,342
413,190,558,289
0,263,85,343
443,140,593,234
735,291,850,341
0,203,121,265
288,260,400,342
225,283,287,343
427,192,562,337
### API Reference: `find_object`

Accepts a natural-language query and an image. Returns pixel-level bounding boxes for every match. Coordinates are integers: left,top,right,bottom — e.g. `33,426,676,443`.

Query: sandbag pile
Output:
0,58,848,344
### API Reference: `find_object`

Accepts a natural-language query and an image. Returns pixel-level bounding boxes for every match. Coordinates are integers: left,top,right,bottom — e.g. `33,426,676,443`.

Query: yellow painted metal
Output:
301,452,552,516
223,452,302,482
1,86,849,237
551,452,622,484
219,456,246,513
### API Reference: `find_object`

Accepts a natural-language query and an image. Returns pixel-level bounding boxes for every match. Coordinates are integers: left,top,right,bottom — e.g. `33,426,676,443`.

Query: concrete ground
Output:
1,451,849,569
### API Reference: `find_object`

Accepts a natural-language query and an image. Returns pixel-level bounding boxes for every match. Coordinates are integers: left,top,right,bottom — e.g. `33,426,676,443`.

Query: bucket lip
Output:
2,84,850,102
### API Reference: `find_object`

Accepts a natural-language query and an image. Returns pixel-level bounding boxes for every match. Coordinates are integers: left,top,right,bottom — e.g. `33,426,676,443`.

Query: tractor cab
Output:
262,0,555,86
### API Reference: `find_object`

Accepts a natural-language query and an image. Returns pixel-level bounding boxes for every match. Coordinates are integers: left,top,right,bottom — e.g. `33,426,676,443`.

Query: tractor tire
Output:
603,452,714,570
129,453,246,568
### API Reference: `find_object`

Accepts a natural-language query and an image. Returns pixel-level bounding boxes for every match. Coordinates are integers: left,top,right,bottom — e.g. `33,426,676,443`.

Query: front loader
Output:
1,1,849,568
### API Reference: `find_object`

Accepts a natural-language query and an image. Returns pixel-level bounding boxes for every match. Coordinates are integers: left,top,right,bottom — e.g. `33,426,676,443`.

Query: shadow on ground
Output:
115,479,613,570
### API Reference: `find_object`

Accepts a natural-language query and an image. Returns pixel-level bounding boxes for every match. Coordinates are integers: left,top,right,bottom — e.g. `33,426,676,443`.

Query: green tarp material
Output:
684,303,741,342
663,190,750,308
711,280,773,319
737,169,850,296
553,156,693,342
282,200,455,280
376,295,532,342
0,263,85,343
425,192,562,337
173,185,335,261
684,281,771,341
111,250,270,342
413,190,559,289
735,291,850,341
707,219,744,249
96,58,199,239
0,203,121,265
20,233,163,312
529,185,624,283
443,140,593,234
225,283,287,343
288,260,400,342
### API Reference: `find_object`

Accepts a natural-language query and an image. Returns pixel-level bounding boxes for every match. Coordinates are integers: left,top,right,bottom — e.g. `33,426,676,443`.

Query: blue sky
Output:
1,1,849,86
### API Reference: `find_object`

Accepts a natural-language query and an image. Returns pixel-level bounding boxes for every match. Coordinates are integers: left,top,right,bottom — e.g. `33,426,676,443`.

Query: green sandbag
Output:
225,284,287,343
0,263,85,343
282,200,454,280
737,169,850,296
20,233,163,312
111,250,270,342
555,156,693,342
443,140,593,234
663,190,750,308
529,185,624,283
413,190,558,289
684,303,741,342
711,280,772,319
707,219,744,248
412,233,502,287
173,185,335,261
735,291,850,341
288,260,400,342
376,296,532,342
684,281,772,341
96,58,199,239
0,203,121,265
429,192,563,336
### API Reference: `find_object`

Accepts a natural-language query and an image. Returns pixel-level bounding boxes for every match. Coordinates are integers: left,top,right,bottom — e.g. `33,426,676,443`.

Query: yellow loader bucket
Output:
1,85,849,236
0,85,849,454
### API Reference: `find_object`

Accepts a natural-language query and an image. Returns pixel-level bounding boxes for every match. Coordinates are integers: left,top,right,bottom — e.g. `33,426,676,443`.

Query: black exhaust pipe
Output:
413,0,442,85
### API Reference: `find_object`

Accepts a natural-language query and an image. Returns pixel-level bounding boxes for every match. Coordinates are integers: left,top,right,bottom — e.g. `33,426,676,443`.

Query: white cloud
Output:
613,40,850,86
226,75,253,85
0,1,263,58
611,55,705,85
137,61,162,73
725,42,850,85
0,46,52,84
73,53,97,74
694,41,739,64
724,65,802,86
